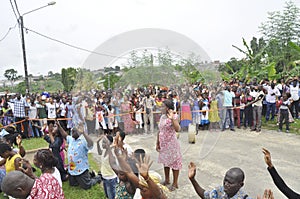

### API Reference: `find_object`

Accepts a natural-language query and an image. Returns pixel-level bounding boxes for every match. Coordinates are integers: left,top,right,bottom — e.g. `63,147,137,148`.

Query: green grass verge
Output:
0,152,105,199
262,116,300,134
22,137,49,150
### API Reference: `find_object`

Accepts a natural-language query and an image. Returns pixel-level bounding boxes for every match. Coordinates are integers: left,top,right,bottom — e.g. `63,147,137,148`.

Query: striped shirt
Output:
13,98,28,118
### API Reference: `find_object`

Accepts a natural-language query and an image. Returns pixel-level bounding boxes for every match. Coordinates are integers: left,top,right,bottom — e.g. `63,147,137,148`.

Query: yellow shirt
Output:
101,155,116,179
6,153,21,173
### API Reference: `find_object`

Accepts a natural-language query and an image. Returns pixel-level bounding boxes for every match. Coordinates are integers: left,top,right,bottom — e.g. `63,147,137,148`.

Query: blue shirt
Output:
66,135,93,175
223,91,234,107
204,186,252,199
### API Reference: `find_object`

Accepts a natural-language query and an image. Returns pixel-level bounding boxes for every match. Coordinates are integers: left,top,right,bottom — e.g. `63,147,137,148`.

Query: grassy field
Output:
261,116,300,134
0,137,106,199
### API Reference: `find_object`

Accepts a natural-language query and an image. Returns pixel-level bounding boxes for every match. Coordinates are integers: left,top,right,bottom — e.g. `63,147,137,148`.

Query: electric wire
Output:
0,23,17,42
13,0,21,18
25,27,128,60
9,0,20,21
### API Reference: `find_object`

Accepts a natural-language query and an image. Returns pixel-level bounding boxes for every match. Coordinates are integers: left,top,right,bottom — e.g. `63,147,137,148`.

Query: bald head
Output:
1,171,34,199
226,167,245,183
223,168,245,197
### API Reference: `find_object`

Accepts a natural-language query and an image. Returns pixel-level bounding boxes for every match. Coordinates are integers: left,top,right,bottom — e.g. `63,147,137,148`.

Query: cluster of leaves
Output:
220,1,300,82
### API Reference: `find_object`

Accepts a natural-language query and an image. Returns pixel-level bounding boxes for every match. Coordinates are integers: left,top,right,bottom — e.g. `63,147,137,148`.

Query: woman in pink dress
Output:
156,99,182,191
120,95,135,134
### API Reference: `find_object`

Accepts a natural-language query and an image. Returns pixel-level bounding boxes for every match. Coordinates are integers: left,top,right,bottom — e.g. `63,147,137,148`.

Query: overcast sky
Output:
0,0,299,79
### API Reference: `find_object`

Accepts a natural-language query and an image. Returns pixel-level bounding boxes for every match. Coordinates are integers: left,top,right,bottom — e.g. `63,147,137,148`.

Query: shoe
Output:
221,129,225,132
277,129,282,133
90,170,96,178
168,185,178,192
230,128,235,132
256,129,261,132
250,128,256,131
286,130,289,133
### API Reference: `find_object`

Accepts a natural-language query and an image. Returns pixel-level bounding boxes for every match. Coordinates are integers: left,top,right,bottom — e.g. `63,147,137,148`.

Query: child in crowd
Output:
278,94,291,133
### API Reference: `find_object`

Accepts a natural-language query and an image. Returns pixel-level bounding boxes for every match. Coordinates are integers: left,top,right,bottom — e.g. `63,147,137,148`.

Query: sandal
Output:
162,181,170,186
168,185,178,192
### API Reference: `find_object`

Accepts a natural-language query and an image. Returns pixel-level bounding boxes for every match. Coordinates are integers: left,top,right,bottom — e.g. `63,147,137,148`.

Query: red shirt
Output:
28,173,65,199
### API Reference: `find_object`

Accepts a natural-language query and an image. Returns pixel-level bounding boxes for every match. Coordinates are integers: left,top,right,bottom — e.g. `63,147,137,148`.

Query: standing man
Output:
59,123,101,189
13,93,29,138
289,78,299,119
46,97,57,126
142,92,156,134
221,86,235,131
251,85,265,132
265,82,281,122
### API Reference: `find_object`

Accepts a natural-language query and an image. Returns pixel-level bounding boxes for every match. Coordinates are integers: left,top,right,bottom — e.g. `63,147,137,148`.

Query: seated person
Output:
1,169,64,199
188,162,252,199
58,123,101,189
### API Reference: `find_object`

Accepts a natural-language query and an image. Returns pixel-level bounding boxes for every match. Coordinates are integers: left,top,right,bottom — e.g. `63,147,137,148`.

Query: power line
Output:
13,0,21,18
0,23,18,42
25,27,128,60
9,0,20,21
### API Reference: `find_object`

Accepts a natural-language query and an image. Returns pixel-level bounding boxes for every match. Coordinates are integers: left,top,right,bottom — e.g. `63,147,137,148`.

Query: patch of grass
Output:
262,116,300,134
22,137,48,151
0,154,105,199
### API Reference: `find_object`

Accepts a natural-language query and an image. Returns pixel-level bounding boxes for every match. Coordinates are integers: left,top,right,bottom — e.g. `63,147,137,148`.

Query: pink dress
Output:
158,114,182,170
121,102,135,134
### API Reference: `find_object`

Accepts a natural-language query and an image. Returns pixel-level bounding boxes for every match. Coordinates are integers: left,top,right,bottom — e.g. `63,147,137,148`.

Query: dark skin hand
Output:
257,189,274,199
262,148,273,168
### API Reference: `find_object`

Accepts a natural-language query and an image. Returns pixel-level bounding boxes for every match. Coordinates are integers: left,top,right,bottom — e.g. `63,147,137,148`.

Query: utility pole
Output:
20,16,30,93
18,1,56,94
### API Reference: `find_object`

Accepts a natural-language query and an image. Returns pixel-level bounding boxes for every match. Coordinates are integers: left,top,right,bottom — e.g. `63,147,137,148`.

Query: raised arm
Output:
188,162,206,199
56,120,68,139
137,155,167,199
262,148,300,198
82,129,93,148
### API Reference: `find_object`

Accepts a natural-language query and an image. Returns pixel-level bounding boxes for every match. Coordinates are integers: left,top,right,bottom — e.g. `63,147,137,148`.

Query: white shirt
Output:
46,103,57,118
52,167,62,187
289,85,299,101
265,86,281,103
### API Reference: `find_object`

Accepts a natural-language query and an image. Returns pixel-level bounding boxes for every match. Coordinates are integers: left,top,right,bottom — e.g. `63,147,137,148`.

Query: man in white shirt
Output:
264,83,281,121
250,85,265,132
46,97,57,125
289,79,299,119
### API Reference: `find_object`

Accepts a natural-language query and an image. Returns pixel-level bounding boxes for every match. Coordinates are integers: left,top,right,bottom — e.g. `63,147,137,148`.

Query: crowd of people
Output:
0,76,299,198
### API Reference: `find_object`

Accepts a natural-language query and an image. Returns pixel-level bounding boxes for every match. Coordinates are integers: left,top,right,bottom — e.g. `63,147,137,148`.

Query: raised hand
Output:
16,135,22,146
257,189,274,199
188,162,197,180
20,159,36,179
136,154,153,179
167,109,175,119
262,148,273,168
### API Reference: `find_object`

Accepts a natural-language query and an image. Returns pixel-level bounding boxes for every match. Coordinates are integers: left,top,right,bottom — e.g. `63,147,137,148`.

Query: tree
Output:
103,73,121,89
61,67,78,92
259,1,300,73
48,71,54,77
4,69,22,87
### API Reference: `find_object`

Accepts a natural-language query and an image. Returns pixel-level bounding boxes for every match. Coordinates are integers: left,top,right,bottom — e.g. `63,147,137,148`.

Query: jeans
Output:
69,169,101,190
103,177,117,199
290,99,299,119
222,107,234,130
266,102,276,121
